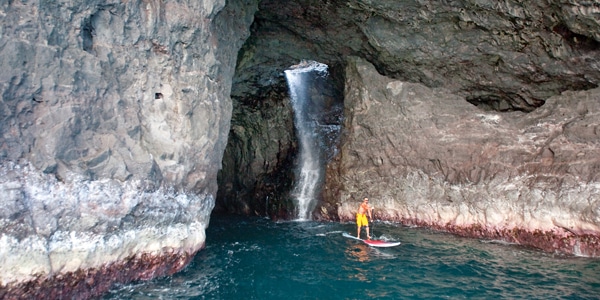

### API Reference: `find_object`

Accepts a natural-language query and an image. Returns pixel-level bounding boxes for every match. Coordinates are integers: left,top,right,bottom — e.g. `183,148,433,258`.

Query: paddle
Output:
369,217,376,240
368,206,375,240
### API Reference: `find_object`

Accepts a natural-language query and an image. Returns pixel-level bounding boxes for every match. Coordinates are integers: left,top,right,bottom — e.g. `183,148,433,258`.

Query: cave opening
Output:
216,57,345,220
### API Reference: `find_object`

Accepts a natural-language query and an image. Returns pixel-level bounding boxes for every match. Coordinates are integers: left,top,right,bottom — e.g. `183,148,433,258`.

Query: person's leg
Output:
357,225,361,239
366,226,370,239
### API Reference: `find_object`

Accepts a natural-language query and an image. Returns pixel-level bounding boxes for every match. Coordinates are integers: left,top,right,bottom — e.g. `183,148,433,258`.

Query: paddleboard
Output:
342,232,401,248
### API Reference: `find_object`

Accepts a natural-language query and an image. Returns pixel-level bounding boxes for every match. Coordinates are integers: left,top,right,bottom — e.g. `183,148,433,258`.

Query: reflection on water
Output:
346,244,371,262
105,215,600,299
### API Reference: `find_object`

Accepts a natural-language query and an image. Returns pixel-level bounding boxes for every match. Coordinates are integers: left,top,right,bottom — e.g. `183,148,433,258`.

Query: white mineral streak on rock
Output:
44,221,206,274
0,163,211,286
1,221,207,286
0,235,51,286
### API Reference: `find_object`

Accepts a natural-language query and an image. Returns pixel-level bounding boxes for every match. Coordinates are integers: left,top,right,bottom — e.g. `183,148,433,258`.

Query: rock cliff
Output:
0,0,256,297
324,57,600,256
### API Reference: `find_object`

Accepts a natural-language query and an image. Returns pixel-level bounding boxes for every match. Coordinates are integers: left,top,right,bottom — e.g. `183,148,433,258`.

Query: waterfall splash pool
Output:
105,214,600,299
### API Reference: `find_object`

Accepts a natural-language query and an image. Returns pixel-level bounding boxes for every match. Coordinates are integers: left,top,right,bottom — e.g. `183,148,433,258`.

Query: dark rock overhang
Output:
235,0,600,112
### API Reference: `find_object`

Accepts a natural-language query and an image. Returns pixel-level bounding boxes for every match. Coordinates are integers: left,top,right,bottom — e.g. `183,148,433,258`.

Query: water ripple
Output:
105,215,600,299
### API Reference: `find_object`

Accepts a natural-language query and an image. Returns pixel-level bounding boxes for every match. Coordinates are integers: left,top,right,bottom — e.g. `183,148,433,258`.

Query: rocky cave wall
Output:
1,0,600,297
0,0,257,297
325,57,600,256
226,0,600,254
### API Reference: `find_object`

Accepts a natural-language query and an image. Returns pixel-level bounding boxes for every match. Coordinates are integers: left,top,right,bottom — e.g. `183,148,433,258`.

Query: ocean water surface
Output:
105,214,600,299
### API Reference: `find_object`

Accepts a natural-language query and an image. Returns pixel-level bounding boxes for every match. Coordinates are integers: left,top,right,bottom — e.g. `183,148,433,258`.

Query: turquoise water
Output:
105,214,600,299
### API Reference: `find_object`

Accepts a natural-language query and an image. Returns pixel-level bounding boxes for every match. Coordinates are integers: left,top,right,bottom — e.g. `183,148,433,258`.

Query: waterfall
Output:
284,60,329,220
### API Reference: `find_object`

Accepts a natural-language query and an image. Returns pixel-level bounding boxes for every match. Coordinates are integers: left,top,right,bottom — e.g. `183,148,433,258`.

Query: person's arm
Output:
368,204,373,219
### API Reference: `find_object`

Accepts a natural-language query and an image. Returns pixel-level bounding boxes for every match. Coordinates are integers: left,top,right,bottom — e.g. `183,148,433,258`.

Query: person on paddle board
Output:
356,197,373,239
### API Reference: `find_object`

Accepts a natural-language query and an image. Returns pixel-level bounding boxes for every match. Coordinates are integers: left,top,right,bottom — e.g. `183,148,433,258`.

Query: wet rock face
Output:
219,63,344,219
216,86,298,218
0,249,194,300
323,57,600,256
0,0,257,295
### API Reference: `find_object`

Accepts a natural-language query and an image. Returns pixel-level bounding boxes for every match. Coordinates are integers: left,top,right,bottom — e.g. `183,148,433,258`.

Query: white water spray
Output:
284,60,329,220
